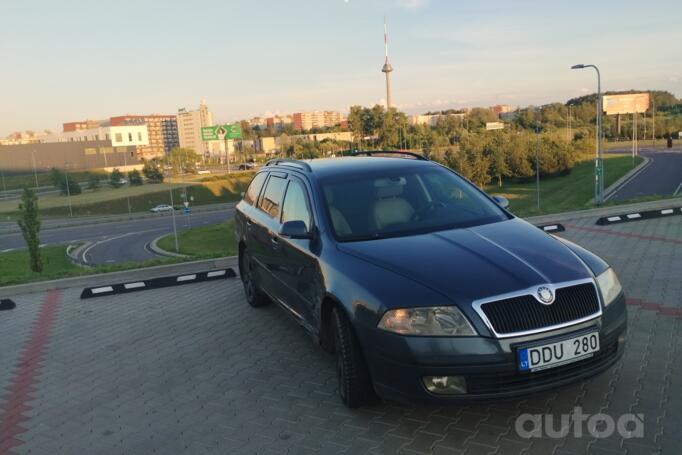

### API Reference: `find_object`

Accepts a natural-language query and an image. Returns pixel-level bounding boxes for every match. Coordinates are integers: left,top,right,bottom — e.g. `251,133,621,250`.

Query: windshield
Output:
320,165,510,241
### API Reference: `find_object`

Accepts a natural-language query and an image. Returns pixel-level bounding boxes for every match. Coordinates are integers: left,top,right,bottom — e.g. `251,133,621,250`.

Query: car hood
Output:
336,218,592,305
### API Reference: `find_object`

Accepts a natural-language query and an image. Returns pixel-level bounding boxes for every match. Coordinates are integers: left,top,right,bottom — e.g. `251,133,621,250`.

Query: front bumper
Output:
360,293,627,404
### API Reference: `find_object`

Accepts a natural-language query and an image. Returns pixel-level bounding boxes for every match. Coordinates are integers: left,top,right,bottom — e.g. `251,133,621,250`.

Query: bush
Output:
87,173,101,190
143,159,164,183
49,167,82,195
110,169,124,188
128,169,143,186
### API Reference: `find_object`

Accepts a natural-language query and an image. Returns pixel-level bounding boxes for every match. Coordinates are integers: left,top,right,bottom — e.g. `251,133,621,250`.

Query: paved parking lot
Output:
1,211,681,454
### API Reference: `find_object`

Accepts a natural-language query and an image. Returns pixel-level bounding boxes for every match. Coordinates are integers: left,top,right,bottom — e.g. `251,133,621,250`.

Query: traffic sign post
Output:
183,201,191,228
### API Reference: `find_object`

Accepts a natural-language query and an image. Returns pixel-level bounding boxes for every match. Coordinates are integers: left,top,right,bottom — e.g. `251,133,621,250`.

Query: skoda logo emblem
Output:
536,286,555,305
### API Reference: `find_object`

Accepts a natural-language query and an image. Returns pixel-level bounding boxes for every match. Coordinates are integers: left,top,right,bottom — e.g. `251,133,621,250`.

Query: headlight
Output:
596,268,622,306
378,306,477,336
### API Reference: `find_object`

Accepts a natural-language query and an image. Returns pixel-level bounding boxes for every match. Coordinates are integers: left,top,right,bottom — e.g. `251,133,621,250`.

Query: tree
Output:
17,188,43,272
143,159,165,183
167,147,198,174
110,168,124,188
348,105,365,146
128,169,143,186
49,167,81,195
87,173,101,190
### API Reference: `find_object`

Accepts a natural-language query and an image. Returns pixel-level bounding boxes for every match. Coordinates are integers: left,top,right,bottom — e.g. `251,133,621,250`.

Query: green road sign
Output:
201,124,242,141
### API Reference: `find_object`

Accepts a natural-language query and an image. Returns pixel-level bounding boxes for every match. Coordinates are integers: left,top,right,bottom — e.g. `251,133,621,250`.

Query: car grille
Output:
480,283,600,336
467,331,620,395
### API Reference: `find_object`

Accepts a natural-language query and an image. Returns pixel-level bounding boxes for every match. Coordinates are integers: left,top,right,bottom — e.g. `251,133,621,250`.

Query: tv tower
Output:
381,18,394,110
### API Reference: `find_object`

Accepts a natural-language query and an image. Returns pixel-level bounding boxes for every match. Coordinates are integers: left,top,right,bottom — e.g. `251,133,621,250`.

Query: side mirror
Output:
492,195,510,209
280,220,312,239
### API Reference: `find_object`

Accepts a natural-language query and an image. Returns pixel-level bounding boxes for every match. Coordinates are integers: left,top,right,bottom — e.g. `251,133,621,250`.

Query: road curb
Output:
148,234,189,258
0,256,239,297
602,156,652,202
525,196,682,225
66,242,92,268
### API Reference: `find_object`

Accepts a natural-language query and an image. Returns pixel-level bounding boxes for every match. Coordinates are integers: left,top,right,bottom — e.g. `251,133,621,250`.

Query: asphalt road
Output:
605,148,682,201
0,208,234,265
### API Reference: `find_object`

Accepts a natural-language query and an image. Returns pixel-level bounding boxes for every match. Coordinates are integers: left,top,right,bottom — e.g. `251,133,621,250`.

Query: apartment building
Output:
265,115,293,131
408,112,466,127
45,125,149,147
110,114,178,159
177,100,213,157
292,111,346,131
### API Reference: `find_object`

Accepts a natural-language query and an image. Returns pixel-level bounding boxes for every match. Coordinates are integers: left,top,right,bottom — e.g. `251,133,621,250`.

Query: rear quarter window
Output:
258,176,288,219
243,172,268,205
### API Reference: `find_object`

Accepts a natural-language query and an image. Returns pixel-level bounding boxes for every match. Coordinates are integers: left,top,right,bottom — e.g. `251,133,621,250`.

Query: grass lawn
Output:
157,220,237,258
0,246,87,286
0,173,254,218
0,170,107,191
0,245,187,287
486,154,644,217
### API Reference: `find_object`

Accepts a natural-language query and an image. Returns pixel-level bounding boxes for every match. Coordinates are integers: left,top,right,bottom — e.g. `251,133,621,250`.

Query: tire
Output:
240,249,269,307
332,307,375,408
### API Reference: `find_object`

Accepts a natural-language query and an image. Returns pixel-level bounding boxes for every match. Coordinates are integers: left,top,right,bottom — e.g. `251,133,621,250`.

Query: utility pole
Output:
168,176,179,253
64,163,73,217
651,96,656,147
31,150,39,188
535,127,540,211
123,148,132,219
0,168,7,195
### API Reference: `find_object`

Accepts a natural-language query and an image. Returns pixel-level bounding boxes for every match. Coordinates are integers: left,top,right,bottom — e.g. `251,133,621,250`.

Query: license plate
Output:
518,331,600,372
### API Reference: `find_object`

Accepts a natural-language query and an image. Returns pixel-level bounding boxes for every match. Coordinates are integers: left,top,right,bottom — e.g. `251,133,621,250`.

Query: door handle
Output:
245,218,252,227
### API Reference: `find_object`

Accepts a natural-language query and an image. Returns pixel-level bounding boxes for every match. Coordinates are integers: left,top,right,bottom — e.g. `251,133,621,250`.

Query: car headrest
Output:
374,177,406,199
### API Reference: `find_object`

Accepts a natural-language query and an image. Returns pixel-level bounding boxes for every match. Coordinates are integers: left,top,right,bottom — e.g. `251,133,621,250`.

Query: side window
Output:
243,172,268,205
258,176,287,219
281,180,312,230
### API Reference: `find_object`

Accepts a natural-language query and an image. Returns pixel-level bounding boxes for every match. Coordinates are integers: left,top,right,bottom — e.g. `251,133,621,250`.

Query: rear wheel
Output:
332,307,375,408
240,249,269,307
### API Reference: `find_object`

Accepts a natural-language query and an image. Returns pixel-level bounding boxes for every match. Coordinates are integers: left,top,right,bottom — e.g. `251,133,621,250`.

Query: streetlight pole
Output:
571,64,603,204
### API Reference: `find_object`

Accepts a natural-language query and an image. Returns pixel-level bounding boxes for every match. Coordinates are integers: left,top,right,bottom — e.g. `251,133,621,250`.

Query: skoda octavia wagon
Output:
234,152,627,407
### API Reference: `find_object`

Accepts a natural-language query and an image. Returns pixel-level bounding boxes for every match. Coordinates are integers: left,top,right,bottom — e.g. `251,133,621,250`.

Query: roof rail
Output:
351,150,429,161
264,158,312,172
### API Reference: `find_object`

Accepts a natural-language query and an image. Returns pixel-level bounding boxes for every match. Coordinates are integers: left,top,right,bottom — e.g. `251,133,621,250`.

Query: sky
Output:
1,0,681,136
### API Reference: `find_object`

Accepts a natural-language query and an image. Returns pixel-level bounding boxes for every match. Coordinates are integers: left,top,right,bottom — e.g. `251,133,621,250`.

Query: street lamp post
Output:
571,64,603,204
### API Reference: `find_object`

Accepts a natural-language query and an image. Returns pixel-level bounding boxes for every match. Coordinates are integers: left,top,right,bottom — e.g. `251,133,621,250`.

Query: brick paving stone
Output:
0,213,681,454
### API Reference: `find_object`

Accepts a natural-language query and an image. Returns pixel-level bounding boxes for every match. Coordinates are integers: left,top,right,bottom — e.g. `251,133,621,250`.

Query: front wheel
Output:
332,307,375,408
240,250,269,307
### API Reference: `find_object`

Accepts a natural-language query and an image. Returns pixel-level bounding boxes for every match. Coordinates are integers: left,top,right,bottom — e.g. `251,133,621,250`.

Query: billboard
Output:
201,124,242,141
485,122,505,130
603,93,650,115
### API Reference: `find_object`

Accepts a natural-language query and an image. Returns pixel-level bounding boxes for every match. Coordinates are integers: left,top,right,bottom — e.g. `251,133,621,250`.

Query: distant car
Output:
149,204,174,213
238,162,256,170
